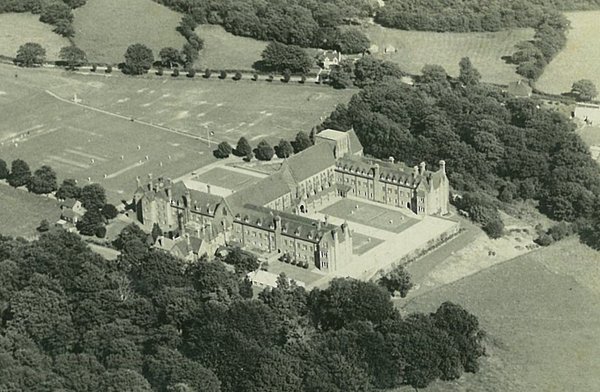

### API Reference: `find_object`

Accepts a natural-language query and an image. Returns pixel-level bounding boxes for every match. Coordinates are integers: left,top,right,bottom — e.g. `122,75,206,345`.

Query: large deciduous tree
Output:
378,265,413,297
28,165,58,194
158,47,181,68
259,42,313,74
15,42,46,67
60,46,87,70
0,158,9,179
124,44,154,75
80,183,107,211
56,178,80,200
255,140,275,161
235,137,253,157
571,79,598,102
276,139,294,159
8,159,31,187
293,131,313,153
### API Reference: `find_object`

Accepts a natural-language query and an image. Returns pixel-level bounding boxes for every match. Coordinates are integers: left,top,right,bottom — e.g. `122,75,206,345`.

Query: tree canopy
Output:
15,42,46,67
124,44,154,75
571,79,598,101
258,42,313,74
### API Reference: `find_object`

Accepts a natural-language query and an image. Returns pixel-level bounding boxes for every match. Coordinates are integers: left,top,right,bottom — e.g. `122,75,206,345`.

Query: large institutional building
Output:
134,129,449,272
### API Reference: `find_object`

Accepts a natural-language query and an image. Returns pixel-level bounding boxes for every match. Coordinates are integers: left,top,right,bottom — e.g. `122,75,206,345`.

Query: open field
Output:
193,167,260,192
362,24,533,85
399,239,600,392
0,184,61,238
194,25,268,71
0,13,70,61
321,198,417,233
537,11,600,94
45,70,354,145
72,0,186,64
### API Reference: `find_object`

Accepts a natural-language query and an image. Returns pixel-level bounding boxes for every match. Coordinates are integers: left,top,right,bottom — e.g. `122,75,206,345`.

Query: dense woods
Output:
153,0,373,51
0,230,485,391
0,0,86,37
321,59,600,245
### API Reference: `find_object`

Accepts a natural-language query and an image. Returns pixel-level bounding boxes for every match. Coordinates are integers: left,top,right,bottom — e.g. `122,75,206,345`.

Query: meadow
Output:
362,24,534,85
537,11,600,94
401,238,600,392
0,13,70,61
194,25,268,71
72,0,186,64
0,184,61,238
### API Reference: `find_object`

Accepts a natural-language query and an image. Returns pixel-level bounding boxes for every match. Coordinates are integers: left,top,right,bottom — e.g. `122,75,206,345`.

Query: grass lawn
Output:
399,238,600,392
352,232,383,255
361,24,533,85
537,11,600,94
0,13,70,61
72,0,186,64
194,25,268,71
0,184,61,238
193,167,260,192
45,70,354,146
577,125,600,147
321,198,417,233
267,260,325,286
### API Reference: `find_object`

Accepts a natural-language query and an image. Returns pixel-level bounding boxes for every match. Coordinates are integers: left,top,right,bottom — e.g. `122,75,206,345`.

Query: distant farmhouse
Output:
134,130,449,272
320,50,342,70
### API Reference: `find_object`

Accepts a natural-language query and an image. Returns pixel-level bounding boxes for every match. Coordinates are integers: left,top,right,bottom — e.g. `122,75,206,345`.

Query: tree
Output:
40,1,73,25
215,141,233,158
329,60,354,89
100,369,152,392
458,57,481,86
59,45,87,70
378,265,413,297
293,131,312,153
172,68,180,77
335,28,370,54
8,159,31,187
235,137,253,156
204,68,212,78
124,43,154,75
37,219,50,233
159,47,181,68
15,42,46,67
219,70,227,79
77,209,105,236
56,178,80,200
233,71,242,80
101,204,119,220
28,165,58,194
181,42,199,66
282,69,291,82
259,41,313,74
571,79,598,101
0,158,9,179
276,139,294,158
255,140,275,161
151,223,162,242
353,56,403,88
187,68,196,78
80,183,107,211
113,223,149,251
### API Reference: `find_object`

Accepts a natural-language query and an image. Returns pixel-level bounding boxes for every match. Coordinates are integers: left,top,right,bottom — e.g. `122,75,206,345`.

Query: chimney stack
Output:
389,156,395,164
439,160,446,174
419,161,426,176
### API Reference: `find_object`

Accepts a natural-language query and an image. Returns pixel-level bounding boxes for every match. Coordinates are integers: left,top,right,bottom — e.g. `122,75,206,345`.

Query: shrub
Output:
105,65,112,73
156,67,163,76
282,69,291,83
187,68,196,78
252,73,258,81
299,75,306,84
204,68,212,78
534,233,553,247
233,71,242,81
483,219,504,239
91,64,97,72
214,141,233,158
219,70,227,79
172,68,180,77
95,226,107,238
267,74,274,82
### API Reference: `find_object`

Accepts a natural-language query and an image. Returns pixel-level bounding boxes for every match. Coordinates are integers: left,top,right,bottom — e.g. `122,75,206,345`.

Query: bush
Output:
252,73,258,81
214,141,233,158
219,70,227,79
172,68,180,77
95,226,107,238
534,233,553,247
267,74,274,82
483,219,504,239
299,75,306,84
101,204,119,220
282,69,291,83
156,67,163,76
204,68,212,78
37,219,50,233
105,65,112,73
233,71,242,81
255,140,274,161
91,64,96,72
187,68,196,78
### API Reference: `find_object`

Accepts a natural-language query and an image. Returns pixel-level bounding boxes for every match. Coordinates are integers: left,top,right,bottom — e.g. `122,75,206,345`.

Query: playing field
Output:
0,185,61,238
72,0,186,64
401,239,600,392
0,13,70,61
321,199,416,233
352,232,383,255
537,11,600,94
194,25,268,71
45,70,354,146
193,167,260,192
362,24,533,85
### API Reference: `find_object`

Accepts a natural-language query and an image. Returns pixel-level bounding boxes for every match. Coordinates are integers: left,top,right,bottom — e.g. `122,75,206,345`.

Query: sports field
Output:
401,239,600,392
46,70,354,145
362,24,533,85
72,0,186,64
0,13,70,61
537,11,600,94
195,25,268,71
321,198,416,233
193,167,260,192
0,185,61,238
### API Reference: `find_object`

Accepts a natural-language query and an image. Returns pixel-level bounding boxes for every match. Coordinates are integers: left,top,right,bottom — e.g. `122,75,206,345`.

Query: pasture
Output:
46,71,354,145
72,0,186,64
321,198,417,233
401,239,600,392
194,25,268,71
0,13,70,61
537,11,600,94
0,185,61,238
362,24,533,85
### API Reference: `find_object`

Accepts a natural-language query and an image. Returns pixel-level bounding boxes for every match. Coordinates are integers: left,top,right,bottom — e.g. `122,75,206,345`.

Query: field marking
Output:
250,134,267,141
65,149,108,161
106,161,146,179
47,155,90,169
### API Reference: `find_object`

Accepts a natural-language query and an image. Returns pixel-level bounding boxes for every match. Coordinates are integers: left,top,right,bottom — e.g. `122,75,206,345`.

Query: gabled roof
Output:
60,198,78,208
506,80,532,97
226,169,294,209
347,129,363,154
283,142,336,183
323,50,341,61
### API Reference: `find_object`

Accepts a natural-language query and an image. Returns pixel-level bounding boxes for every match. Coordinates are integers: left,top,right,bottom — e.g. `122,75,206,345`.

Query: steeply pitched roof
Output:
226,168,294,209
283,142,336,183
506,80,532,97
347,129,363,154
60,198,78,208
